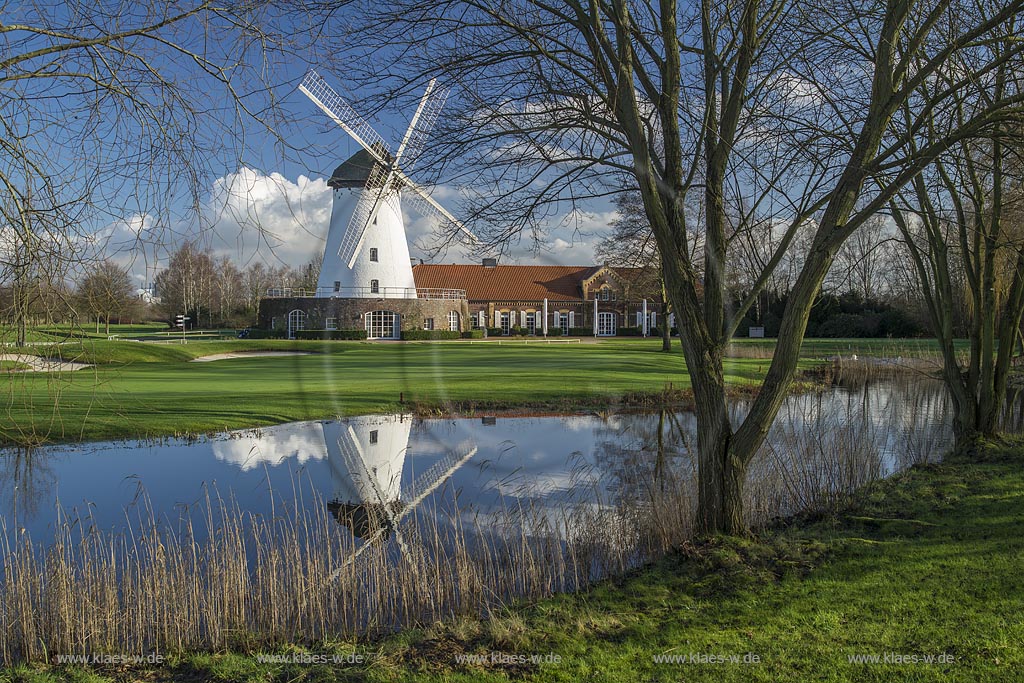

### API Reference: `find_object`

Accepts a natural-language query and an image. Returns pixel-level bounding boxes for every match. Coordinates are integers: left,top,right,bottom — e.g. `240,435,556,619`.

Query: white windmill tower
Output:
299,70,476,299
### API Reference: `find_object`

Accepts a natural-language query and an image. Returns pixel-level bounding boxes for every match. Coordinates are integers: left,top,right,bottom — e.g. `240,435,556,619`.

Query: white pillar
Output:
642,299,648,337
593,297,599,336
542,298,549,336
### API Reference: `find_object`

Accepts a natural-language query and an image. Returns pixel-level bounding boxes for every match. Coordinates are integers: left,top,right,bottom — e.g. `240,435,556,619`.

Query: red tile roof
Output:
412,264,645,302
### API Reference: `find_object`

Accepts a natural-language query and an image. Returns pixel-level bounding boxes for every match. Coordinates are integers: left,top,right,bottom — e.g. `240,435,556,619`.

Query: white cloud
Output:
212,421,329,471
201,167,331,269
90,167,614,285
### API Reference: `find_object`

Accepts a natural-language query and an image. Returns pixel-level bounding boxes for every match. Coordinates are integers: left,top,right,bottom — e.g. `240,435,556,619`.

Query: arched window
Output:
600,286,611,301
287,309,307,339
370,279,379,294
448,311,460,332
365,310,399,339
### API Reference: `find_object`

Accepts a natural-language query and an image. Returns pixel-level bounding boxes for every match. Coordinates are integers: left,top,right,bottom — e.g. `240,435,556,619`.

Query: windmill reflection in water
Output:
323,417,477,576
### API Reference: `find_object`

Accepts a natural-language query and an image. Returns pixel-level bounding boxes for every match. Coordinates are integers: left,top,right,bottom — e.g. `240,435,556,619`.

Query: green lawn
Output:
0,335,950,447
0,339,701,445
7,438,1021,682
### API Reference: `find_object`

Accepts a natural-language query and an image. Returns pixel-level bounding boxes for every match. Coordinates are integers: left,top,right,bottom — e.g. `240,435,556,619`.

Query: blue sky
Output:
2,3,614,287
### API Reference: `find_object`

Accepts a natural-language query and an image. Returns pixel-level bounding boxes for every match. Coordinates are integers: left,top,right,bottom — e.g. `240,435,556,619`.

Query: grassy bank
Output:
0,338,767,446
5,438,1020,681
0,334,949,447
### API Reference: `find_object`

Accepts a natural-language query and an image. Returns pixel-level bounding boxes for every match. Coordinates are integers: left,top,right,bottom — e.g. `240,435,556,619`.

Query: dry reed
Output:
0,379,956,664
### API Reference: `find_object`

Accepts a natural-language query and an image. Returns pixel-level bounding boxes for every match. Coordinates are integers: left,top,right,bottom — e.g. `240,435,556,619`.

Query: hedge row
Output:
245,329,287,339
461,329,485,339
294,329,368,340
401,329,461,341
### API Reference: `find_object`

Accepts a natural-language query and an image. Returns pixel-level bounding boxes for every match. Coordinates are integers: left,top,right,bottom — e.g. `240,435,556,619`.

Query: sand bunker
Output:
190,351,313,363
0,353,92,372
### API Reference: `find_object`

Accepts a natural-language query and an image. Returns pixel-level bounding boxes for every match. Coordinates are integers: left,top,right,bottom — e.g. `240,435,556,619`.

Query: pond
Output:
4,372,1010,660
0,374,958,547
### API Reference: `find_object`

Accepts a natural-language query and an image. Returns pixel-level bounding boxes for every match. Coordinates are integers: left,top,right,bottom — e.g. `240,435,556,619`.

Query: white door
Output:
365,310,399,340
287,309,306,339
598,312,616,336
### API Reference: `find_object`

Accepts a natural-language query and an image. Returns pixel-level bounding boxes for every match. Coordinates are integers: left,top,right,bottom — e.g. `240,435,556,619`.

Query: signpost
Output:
175,314,191,343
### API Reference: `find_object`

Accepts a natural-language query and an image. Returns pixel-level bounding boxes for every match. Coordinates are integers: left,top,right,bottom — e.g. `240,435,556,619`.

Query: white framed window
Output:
365,310,399,339
559,313,569,335
325,317,337,331
370,279,379,294
525,312,536,335
423,317,435,331
598,312,616,336
287,309,306,339
369,248,378,262
600,287,611,301
500,312,511,335
369,429,378,444
448,311,460,331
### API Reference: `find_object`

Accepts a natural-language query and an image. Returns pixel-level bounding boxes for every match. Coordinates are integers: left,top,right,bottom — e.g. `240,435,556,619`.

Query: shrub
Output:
486,327,503,337
294,329,368,340
815,313,869,338
568,327,592,336
246,328,287,339
401,329,460,341
461,329,485,339
546,327,563,337
877,309,924,337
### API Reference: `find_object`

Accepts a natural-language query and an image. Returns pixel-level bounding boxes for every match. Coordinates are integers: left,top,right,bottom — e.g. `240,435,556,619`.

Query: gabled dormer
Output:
581,264,628,301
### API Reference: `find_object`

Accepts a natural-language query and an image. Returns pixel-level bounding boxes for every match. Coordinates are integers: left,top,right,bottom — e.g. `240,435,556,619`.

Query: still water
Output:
0,376,965,546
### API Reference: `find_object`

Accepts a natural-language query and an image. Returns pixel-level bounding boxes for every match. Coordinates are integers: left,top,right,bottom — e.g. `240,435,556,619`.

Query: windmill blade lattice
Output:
299,70,391,165
396,84,449,175
339,162,395,267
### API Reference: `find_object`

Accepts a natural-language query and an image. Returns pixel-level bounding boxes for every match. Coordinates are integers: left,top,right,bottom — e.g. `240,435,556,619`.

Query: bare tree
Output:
154,242,217,324
891,18,1024,450
337,0,1024,533
596,188,678,351
0,0,320,342
76,260,136,334
827,215,890,300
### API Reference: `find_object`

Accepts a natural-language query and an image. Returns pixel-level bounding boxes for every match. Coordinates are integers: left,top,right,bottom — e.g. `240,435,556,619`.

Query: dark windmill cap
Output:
328,143,393,189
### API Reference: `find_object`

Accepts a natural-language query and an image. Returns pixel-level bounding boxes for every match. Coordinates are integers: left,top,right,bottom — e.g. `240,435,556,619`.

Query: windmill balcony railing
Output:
265,286,466,300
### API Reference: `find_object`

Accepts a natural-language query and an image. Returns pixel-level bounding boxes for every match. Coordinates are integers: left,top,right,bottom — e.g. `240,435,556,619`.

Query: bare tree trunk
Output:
660,281,671,352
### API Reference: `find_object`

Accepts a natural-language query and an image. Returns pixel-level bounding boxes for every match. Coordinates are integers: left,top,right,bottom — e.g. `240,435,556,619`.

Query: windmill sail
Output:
299,71,391,165
299,69,478,297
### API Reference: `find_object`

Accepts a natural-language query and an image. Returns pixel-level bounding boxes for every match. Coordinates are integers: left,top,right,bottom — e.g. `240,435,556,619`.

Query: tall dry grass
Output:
0,378,957,664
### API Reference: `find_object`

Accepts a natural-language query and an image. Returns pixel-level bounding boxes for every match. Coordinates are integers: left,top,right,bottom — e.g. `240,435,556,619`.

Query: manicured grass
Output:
8,439,1021,682
0,335,953,446
0,339,704,444
0,361,29,372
